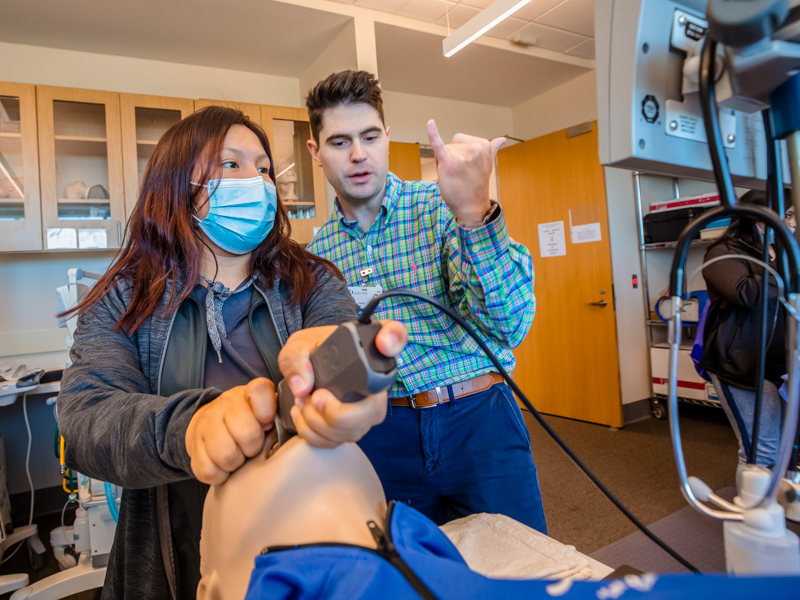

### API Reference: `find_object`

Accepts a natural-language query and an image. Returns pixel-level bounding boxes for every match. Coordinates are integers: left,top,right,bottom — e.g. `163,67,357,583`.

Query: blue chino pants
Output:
357,382,547,533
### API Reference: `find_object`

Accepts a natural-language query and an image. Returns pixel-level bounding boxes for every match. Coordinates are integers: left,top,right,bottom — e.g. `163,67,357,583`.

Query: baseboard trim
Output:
623,398,652,424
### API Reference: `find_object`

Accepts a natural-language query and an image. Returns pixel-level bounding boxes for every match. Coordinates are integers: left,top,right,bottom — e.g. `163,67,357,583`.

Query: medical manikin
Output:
198,432,799,600
198,431,386,600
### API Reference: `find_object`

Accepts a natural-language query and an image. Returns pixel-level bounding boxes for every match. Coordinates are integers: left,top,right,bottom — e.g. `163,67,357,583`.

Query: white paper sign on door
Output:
538,221,567,258
571,222,602,244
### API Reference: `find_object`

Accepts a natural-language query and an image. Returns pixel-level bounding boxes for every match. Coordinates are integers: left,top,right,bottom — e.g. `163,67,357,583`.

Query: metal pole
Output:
788,132,800,249
786,132,800,472
634,172,652,339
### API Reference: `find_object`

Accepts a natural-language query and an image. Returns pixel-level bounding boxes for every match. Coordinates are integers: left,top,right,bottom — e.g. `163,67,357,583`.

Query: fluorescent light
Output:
443,0,535,58
275,162,295,178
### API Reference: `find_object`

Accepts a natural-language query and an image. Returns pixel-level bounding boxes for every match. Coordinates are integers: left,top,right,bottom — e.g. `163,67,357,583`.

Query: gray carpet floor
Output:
1,403,741,599
525,403,740,555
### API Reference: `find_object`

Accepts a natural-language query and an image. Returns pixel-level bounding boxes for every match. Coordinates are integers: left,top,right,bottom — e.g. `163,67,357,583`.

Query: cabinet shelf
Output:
0,132,21,138
642,238,715,250
58,198,111,204
54,135,109,156
284,201,315,206
54,135,107,143
136,139,158,145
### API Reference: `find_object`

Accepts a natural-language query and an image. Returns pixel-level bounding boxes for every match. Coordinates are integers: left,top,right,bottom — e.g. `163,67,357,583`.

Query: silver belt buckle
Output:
408,385,443,409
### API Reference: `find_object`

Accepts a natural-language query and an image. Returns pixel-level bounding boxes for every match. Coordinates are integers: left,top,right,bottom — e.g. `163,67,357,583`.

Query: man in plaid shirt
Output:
298,70,544,532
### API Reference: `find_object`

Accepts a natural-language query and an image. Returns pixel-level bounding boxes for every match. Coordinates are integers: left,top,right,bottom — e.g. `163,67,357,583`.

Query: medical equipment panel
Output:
596,0,769,184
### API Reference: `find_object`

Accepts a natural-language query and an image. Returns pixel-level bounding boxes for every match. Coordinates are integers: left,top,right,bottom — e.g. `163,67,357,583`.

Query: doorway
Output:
497,124,623,427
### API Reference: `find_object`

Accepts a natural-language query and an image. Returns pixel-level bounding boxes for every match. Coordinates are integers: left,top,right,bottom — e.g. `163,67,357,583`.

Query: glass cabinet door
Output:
260,106,327,244
120,94,194,218
37,86,124,251
0,82,42,251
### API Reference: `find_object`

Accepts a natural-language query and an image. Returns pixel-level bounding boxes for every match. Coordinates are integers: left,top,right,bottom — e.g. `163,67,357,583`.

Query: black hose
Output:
361,290,701,573
699,36,737,210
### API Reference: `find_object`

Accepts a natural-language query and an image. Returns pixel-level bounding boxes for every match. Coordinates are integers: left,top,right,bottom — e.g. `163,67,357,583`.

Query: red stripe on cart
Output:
652,377,706,390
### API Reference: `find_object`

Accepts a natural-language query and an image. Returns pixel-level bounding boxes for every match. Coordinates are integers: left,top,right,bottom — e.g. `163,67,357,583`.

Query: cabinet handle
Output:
117,220,122,245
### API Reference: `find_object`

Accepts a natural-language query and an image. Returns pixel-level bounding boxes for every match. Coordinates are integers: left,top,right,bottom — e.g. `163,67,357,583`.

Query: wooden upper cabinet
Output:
260,105,327,244
120,94,194,218
0,82,42,251
36,86,125,251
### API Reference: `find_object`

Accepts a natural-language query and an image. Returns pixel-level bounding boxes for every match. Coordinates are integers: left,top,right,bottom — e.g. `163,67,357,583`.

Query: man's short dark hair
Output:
306,70,384,143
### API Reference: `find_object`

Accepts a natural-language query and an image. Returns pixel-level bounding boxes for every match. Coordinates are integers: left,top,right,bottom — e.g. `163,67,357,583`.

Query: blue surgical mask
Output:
756,224,775,246
192,176,277,254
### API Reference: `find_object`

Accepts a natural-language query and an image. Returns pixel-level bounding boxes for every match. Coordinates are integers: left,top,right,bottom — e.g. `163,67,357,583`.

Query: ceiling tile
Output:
459,0,496,8
397,0,453,22
510,22,586,52
375,22,590,107
436,3,480,29
354,0,406,13
0,0,353,78
535,0,594,37
565,37,594,59
513,0,568,22
484,16,526,38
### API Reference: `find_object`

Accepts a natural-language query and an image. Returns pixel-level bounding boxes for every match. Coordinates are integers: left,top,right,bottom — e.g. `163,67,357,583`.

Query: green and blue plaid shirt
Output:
307,172,535,398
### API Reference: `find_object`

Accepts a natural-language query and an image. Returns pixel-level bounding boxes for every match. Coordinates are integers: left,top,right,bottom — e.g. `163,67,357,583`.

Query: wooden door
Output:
37,86,125,251
0,82,42,251
120,94,195,218
261,105,327,244
497,124,622,427
389,142,422,181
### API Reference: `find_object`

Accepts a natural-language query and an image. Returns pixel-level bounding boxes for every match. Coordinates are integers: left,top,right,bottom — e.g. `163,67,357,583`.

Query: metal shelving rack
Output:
633,171,722,418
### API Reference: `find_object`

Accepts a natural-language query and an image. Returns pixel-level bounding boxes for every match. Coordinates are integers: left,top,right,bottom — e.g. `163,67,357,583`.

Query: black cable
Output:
699,35,737,210
361,289,701,573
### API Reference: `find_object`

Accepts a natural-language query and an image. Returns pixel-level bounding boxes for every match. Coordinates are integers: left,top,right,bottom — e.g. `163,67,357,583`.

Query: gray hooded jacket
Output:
57,266,358,599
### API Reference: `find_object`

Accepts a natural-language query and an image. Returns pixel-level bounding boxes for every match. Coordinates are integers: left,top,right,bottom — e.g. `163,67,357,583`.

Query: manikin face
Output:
197,434,386,600
307,103,390,208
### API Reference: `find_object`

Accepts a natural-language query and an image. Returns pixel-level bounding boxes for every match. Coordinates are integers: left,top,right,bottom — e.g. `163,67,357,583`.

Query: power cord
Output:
0,393,35,566
361,290,701,573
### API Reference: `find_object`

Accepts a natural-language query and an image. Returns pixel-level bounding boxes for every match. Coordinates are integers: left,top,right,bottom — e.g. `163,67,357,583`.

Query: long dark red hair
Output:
65,105,340,333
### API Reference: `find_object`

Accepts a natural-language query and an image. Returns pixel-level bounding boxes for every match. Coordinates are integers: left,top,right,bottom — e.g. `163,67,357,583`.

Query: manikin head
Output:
305,70,391,209
197,431,386,600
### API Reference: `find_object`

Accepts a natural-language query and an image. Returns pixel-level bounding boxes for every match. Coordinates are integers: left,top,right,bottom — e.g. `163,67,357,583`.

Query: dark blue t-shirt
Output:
191,282,270,390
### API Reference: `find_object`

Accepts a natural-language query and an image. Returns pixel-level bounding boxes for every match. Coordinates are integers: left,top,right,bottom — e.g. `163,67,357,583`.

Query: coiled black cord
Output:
361,289,700,573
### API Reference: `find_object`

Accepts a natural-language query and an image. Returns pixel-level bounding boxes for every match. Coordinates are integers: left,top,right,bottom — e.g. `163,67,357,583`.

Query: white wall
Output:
299,21,358,106
383,90,513,202
0,251,115,367
604,168,655,406
0,42,301,107
384,90,513,145
511,71,597,141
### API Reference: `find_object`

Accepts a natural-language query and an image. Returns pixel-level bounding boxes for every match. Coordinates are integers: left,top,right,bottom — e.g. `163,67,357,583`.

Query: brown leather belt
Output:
390,372,505,409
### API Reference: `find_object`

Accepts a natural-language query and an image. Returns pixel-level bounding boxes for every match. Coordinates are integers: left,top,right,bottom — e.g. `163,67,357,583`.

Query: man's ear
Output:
307,139,322,167
385,125,390,141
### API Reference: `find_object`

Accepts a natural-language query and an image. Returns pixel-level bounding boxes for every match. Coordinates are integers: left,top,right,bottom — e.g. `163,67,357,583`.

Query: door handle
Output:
588,299,608,307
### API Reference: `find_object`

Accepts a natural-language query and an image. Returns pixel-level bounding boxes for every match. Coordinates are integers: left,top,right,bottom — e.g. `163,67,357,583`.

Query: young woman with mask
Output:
698,190,787,473
56,106,406,600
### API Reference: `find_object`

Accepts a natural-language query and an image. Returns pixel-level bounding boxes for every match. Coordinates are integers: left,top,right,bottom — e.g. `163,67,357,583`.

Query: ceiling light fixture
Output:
442,0,535,58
